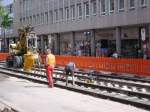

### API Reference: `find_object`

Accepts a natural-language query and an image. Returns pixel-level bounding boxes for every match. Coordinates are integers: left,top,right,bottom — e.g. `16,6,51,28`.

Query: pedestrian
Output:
45,49,56,88
64,61,76,86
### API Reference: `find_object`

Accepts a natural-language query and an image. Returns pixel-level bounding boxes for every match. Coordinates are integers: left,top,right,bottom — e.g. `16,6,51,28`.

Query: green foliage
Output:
1,13,12,29
0,2,6,17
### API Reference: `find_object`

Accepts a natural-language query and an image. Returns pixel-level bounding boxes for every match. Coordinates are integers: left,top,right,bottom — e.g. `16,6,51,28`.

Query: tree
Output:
1,13,12,52
0,4,5,17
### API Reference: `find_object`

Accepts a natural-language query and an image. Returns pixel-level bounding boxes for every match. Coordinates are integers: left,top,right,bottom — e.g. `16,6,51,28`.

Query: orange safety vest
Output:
46,54,56,67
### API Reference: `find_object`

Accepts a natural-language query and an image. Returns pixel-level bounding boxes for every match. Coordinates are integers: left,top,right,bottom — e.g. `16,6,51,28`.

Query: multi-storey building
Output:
13,0,150,58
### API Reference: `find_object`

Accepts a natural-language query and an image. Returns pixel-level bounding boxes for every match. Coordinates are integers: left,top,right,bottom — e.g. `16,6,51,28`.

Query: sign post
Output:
141,28,148,59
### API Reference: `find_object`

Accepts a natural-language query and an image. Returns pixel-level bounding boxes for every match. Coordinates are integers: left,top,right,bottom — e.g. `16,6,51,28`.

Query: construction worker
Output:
45,49,56,88
64,62,76,86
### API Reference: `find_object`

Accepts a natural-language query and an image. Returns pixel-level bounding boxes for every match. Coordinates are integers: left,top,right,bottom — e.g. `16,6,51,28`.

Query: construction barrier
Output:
0,53,150,77
0,53,9,61
41,55,150,77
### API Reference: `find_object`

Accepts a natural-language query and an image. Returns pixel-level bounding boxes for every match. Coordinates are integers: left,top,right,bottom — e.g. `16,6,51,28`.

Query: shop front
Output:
74,31,91,56
95,29,115,57
60,33,73,55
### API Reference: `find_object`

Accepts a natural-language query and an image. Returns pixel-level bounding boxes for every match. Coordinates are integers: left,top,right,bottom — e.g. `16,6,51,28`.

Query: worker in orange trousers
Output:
45,49,56,88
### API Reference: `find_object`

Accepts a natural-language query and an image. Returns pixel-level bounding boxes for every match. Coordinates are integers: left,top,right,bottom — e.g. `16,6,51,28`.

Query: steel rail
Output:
33,68,150,92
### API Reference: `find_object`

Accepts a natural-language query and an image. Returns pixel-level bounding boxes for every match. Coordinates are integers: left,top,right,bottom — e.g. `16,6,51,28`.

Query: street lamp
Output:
84,31,91,40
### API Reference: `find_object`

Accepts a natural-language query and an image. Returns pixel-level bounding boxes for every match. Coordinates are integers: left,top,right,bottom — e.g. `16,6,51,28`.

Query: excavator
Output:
6,25,39,71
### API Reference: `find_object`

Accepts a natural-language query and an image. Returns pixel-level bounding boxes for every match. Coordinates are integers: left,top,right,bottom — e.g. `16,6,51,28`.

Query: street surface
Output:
0,73,149,112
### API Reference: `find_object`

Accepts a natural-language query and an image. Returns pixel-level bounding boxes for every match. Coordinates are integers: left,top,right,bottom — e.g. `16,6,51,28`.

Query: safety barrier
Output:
0,53,150,77
0,53,9,61
40,55,150,77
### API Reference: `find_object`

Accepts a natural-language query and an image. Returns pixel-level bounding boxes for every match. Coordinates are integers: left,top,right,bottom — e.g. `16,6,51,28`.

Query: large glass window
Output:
77,3,82,18
118,0,125,10
84,2,90,16
109,0,114,12
91,0,97,15
100,0,106,15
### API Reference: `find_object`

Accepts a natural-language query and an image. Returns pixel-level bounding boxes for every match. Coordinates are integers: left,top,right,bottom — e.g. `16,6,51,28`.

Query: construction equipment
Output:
6,25,39,71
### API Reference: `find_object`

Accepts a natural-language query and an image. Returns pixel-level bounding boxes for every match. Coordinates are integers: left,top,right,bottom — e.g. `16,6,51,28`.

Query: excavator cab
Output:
24,31,39,71
27,32,37,51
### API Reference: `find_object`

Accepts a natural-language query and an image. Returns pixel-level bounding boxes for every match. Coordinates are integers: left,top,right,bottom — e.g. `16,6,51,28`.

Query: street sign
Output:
141,28,146,41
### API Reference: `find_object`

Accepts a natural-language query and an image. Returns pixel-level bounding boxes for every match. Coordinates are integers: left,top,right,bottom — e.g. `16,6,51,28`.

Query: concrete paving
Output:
0,73,149,112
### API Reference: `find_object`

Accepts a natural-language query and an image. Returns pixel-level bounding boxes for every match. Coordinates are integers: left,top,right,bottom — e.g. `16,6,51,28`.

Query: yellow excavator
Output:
6,25,39,71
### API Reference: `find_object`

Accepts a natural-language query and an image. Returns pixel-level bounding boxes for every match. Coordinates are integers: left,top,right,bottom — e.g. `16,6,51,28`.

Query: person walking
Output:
64,62,76,86
45,49,56,88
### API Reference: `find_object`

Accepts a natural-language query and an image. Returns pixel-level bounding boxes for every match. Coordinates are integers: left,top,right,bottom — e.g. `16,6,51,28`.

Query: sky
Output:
1,0,13,6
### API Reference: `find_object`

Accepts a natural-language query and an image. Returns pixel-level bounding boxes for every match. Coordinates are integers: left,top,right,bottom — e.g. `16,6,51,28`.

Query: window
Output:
84,2,90,16
109,0,114,12
129,0,135,8
8,4,13,14
118,0,125,11
23,17,26,24
41,13,44,24
71,5,75,19
140,0,147,7
54,10,58,22
37,14,40,25
20,18,23,24
59,8,63,21
65,7,69,20
91,0,97,15
77,3,82,18
45,12,48,24
49,11,53,24
33,15,36,25
26,17,29,24
30,16,32,25
100,0,106,15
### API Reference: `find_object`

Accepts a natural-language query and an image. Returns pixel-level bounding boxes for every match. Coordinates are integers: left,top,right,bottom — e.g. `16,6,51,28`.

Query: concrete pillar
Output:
48,34,52,49
115,27,122,55
91,30,96,56
72,32,75,55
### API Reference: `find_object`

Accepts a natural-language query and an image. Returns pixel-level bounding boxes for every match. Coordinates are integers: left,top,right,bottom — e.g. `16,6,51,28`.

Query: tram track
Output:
33,67,150,92
0,66,150,110
1,62,150,83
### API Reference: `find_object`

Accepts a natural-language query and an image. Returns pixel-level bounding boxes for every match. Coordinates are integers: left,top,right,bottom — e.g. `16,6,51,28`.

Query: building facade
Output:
13,0,150,58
